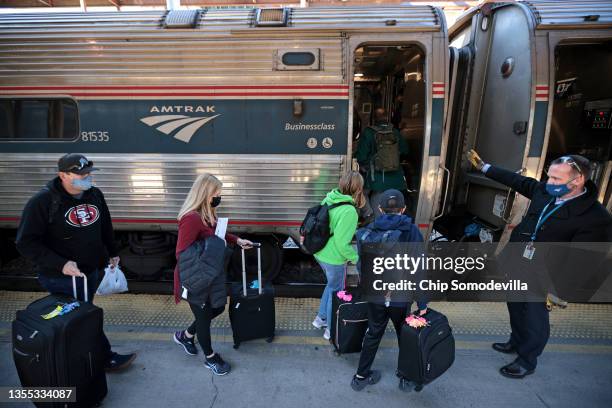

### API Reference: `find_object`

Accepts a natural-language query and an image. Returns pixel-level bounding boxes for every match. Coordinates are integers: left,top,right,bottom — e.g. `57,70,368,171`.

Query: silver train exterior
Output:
0,6,450,245
440,0,612,245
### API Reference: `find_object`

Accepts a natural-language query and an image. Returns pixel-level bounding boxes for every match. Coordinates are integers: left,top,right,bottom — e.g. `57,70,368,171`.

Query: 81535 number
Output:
81,131,110,142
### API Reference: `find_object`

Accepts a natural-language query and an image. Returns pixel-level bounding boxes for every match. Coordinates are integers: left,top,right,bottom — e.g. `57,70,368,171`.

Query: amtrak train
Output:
0,1,610,285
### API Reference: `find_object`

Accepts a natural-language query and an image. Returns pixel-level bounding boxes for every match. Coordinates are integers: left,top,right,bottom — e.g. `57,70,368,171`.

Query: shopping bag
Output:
96,265,129,295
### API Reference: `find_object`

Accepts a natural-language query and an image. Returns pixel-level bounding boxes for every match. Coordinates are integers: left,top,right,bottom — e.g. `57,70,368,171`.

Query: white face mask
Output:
71,175,93,191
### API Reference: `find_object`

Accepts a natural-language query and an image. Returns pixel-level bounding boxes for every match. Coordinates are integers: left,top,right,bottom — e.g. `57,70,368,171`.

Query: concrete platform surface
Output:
1,291,611,408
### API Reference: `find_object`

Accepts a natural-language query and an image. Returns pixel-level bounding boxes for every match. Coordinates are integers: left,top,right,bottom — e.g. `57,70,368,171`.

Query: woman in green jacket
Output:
312,171,365,340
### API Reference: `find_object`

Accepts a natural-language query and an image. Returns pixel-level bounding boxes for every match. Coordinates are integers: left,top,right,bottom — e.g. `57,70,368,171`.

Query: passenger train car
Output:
436,0,612,245
0,6,450,281
1,1,609,285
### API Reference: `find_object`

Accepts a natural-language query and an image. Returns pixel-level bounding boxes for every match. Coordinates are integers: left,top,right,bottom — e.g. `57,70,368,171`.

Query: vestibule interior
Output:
546,42,612,206
352,44,426,216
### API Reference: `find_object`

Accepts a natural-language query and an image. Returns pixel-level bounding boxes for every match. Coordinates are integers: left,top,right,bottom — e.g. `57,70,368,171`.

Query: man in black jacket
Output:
467,151,611,378
16,153,136,372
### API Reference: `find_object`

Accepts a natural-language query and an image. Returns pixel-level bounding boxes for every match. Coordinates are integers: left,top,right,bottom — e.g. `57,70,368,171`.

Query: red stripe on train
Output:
0,216,301,227
110,219,303,226
0,85,350,91
5,92,350,97
1,216,422,229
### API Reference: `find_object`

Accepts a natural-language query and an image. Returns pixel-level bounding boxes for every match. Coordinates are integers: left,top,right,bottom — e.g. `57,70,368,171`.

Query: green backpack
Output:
371,125,400,172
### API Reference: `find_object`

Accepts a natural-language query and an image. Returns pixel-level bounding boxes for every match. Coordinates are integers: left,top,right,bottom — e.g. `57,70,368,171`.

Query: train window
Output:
282,52,316,66
0,98,78,141
275,49,320,71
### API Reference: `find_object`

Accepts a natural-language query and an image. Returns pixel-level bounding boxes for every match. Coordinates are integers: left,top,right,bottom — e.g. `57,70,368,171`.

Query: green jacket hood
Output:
321,189,355,205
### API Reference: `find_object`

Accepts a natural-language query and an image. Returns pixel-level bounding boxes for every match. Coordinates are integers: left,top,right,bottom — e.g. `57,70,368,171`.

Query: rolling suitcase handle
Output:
241,242,262,297
72,275,88,302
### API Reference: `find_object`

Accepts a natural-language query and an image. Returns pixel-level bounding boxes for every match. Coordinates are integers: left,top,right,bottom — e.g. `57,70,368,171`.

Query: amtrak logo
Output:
140,107,220,143
65,204,99,227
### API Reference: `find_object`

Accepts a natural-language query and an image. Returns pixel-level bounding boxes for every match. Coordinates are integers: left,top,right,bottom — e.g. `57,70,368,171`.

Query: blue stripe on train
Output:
0,99,349,155
528,101,548,157
429,98,444,156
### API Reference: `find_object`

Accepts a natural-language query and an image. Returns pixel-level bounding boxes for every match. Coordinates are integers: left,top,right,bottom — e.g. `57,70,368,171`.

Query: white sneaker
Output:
323,328,331,340
312,316,327,329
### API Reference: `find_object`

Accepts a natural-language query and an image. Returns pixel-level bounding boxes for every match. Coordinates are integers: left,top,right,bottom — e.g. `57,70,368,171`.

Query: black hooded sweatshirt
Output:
16,177,118,278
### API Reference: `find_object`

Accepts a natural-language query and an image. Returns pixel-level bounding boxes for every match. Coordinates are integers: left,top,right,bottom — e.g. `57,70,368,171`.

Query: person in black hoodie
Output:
350,189,428,392
16,153,136,372
467,150,611,379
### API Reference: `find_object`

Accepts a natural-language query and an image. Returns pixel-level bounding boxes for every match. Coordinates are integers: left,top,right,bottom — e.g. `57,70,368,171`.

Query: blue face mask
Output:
545,178,576,197
71,175,93,191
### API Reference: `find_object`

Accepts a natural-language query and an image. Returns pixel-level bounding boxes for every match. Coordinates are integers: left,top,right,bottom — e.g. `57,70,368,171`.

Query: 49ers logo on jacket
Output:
65,204,100,227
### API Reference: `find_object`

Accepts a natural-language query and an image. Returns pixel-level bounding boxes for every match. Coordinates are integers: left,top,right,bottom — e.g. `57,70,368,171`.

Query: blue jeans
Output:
316,261,346,323
38,269,113,363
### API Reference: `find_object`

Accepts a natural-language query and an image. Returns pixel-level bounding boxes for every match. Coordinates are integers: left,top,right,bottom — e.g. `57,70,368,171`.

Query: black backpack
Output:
300,202,352,255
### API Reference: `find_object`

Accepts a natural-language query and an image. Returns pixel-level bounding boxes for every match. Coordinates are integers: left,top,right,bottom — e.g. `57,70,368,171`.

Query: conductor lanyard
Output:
530,200,565,242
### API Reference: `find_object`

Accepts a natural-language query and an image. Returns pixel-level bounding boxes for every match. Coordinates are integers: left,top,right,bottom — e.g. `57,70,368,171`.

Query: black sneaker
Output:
205,353,231,376
105,352,137,372
350,370,381,391
173,330,198,356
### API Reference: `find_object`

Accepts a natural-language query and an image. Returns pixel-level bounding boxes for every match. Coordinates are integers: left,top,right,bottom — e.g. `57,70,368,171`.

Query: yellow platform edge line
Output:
1,328,611,354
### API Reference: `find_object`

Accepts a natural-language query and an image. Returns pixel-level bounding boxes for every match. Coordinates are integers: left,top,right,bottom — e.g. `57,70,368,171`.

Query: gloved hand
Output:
466,149,485,171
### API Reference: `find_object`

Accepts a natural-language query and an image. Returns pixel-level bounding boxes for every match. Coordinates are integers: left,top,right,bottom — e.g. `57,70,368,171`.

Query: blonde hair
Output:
339,171,366,209
178,173,222,226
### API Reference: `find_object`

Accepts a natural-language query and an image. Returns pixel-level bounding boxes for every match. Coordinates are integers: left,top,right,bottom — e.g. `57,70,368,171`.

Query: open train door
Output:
461,5,533,233
442,45,474,218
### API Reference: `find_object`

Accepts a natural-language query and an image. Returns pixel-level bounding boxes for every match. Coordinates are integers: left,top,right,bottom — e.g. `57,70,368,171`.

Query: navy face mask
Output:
211,196,221,207
545,178,576,197
71,175,93,191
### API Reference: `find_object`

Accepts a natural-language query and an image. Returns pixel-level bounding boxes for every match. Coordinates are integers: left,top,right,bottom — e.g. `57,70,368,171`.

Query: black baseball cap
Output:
57,154,99,175
379,189,405,209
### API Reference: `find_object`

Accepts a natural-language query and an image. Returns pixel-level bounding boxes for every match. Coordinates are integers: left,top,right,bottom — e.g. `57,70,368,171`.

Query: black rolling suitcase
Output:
12,275,108,408
229,243,275,349
397,308,455,391
330,287,368,354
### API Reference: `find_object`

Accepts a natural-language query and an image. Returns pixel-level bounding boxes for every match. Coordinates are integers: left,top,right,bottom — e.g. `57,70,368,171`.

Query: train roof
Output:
0,6,445,40
525,0,612,28
450,0,612,37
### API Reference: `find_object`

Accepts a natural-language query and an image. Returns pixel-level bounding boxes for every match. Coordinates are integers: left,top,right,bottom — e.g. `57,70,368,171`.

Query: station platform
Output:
1,291,612,408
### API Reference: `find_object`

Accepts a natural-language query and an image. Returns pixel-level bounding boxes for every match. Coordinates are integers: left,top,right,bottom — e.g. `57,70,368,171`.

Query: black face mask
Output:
211,196,222,208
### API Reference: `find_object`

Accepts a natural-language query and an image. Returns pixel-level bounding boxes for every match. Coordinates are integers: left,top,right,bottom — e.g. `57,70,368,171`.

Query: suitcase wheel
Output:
415,383,423,392
266,336,274,343
233,343,240,350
